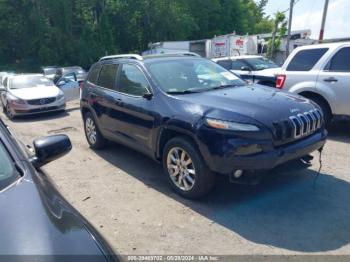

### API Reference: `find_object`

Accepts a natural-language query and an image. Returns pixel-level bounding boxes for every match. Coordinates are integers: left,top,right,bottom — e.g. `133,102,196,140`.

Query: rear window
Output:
97,64,118,90
287,48,328,71
87,64,101,85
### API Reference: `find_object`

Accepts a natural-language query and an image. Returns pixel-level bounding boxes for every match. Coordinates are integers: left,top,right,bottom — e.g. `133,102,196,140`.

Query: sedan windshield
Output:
43,68,57,75
0,141,21,190
147,58,245,93
9,76,53,89
245,57,279,70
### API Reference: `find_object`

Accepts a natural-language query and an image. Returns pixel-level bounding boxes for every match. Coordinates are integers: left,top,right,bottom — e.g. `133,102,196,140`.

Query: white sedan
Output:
0,74,78,119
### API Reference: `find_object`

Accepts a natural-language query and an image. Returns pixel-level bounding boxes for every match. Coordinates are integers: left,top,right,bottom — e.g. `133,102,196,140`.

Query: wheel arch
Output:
298,91,333,115
156,126,198,160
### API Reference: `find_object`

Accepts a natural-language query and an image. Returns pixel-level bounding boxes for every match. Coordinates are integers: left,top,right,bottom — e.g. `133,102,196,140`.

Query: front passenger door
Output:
112,64,155,154
317,47,350,115
56,73,80,101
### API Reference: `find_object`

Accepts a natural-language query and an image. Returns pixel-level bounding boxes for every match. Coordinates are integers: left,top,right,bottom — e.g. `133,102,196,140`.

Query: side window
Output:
217,60,231,70
97,64,118,90
118,64,149,96
328,47,350,72
287,48,328,71
87,64,101,85
231,60,247,70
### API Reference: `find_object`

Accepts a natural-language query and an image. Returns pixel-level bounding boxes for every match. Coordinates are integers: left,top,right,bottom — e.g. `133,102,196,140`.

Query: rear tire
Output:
309,96,332,126
83,112,107,149
163,137,215,199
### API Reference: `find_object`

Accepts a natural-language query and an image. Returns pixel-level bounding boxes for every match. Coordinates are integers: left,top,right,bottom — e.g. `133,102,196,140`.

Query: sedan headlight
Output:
205,118,260,131
7,93,26,104
57,93,65,101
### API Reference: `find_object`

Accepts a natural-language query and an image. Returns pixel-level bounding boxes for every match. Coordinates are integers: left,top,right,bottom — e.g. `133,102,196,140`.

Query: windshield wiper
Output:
166,89,200,94
211,84,238,90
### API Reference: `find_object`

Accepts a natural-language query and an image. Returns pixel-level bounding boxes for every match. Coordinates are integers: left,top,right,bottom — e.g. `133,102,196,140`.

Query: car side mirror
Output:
30,135,72,168
142,92,153,100
240,66,251,71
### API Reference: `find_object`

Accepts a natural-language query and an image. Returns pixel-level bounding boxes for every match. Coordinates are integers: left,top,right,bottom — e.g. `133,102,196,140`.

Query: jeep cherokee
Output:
80,53,327,199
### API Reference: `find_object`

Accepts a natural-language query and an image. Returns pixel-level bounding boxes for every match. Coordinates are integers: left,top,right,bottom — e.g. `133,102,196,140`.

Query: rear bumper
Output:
199,129,327,174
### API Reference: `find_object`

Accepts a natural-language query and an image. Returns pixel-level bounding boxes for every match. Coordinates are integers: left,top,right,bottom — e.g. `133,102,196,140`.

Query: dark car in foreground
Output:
0,118,116,260
80,53,327,199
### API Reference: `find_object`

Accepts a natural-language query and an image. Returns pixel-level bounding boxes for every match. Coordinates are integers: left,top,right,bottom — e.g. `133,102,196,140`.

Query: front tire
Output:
83,112,107,149
163,137,215,199
5,103,15,119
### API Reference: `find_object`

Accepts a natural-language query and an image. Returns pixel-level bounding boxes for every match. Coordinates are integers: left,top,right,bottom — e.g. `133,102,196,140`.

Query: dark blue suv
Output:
80,53,327,199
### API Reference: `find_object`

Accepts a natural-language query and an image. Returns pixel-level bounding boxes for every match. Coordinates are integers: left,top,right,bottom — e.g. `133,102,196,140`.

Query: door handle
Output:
323,77,338,82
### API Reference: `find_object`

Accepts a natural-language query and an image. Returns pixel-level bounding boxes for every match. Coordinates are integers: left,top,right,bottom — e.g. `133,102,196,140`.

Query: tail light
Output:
79,81,84,89
276,74,286,89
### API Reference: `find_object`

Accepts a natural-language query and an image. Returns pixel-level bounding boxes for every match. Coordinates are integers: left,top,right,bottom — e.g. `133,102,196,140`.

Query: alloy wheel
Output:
167,147,196,191
85,117,97,145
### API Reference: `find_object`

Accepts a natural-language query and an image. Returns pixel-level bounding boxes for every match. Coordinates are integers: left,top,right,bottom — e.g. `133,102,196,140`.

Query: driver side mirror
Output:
142,92,153,100
240,66,251,71
30,135,72,168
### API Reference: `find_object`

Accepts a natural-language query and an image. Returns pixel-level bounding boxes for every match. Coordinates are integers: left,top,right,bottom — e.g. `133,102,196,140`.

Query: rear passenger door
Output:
317,46,350,115
90,63,122,137
284,48,329,91
112,63,155,154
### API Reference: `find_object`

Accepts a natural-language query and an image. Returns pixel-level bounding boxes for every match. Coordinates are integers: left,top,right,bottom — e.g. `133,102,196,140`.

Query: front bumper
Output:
9,99,66,116
198,128,327,174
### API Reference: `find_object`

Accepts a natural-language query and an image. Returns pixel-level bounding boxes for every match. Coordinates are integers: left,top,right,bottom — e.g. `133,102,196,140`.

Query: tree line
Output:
0,0,273,71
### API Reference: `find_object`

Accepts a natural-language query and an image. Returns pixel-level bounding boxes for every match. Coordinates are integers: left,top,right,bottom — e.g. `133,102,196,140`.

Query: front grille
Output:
27,97,56,105
273,109,323,145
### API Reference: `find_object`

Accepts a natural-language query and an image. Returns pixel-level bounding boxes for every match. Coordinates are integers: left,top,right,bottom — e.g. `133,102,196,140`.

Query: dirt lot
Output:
1,100,350,255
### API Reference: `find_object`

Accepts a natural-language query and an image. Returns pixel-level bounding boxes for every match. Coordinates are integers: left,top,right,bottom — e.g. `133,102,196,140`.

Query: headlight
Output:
7,93,25,104
205,118,260,131
57,93,65,100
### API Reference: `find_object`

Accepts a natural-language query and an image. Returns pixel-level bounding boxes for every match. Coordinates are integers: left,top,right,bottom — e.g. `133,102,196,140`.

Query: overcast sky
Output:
263,0,350,39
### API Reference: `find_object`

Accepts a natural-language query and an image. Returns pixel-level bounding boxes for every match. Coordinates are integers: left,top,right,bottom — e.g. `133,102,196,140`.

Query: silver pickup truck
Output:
276,42,350,125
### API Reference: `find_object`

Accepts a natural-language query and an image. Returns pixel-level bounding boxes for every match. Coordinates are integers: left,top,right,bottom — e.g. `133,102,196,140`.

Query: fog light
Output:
233,170,243,178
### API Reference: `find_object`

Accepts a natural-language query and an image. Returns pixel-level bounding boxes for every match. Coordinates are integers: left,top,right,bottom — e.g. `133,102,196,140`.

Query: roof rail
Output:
143,52,201,58
99,54,143,62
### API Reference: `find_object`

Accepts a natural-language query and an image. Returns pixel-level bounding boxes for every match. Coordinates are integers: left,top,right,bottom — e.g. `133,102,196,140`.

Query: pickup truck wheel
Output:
83,112,107,149
163,137,215,199
309,97,332,126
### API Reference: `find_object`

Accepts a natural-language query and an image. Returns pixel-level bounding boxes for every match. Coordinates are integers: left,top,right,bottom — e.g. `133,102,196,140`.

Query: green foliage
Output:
0,0,273,71
267,11,286,58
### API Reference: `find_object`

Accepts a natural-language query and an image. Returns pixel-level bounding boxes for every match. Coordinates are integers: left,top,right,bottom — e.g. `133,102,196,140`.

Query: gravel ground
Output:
1,100,350,255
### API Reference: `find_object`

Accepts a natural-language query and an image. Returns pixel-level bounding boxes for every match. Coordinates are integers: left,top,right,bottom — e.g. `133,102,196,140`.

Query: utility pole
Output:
319,0,329,41
286,0,294,57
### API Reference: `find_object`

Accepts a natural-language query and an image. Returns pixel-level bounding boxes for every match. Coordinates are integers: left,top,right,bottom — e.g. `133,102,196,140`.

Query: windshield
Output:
43,68,57,75
63,67,86,75
244,57,279,70
0,141,21,190
9,76,53,89
147,58,245,93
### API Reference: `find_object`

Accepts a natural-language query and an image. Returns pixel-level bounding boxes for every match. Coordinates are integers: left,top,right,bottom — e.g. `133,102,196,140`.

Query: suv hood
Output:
9,85,60,100
174,85,317,128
